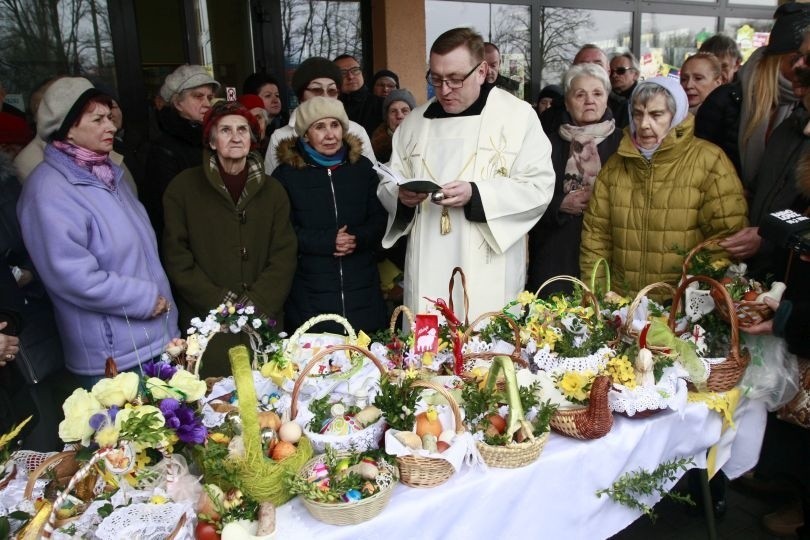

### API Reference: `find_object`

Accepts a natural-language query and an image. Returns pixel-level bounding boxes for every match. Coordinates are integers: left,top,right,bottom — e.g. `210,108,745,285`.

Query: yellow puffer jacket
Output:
580,115,747,295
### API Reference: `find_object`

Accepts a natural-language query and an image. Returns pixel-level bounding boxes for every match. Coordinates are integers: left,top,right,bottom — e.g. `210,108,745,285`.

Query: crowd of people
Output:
1,6,810,536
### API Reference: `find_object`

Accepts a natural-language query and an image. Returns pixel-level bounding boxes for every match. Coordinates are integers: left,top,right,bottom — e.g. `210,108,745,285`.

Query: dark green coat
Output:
163,149,297,376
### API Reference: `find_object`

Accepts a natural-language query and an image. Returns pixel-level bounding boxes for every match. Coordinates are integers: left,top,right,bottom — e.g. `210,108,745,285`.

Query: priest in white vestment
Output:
377,27,555,318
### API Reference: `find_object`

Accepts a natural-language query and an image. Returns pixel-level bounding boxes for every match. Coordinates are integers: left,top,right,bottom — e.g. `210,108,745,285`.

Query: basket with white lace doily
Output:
669,275,751,392
284,314,366,380
93,502,190,540
290,344,388,454
530,276,616,374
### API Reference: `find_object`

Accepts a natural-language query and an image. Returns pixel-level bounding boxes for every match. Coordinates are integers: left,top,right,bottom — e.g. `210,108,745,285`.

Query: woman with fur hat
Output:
16,80,178,384
272,97,387,335
144,64,220,243
162,101,297,377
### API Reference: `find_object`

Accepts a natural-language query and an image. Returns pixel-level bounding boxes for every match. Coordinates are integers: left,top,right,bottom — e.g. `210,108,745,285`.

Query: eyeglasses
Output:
340,66,362,77
425,63,482,89
305,86,339,97
610,67,635,76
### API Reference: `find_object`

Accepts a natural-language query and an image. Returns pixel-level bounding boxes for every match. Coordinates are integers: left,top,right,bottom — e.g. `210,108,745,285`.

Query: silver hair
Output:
610,51,639,71
563,63,611,96
631,82,677,116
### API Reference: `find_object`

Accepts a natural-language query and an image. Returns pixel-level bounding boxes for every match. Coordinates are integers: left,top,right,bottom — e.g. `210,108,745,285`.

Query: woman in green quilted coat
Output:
580,77,747,295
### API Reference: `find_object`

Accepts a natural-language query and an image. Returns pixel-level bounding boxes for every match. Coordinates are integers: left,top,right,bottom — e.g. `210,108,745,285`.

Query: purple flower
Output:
143,360,177,381
267,319,277,328
88,406,119,431
159,398,207,444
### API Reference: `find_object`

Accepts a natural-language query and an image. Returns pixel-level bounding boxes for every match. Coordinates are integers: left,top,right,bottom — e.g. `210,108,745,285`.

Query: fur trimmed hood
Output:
275,133,365,169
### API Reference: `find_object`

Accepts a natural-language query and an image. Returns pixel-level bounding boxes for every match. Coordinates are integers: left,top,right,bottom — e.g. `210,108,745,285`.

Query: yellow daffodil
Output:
710,257,732,271
150,494,168,504
421,351,434,368
405,367,418,379
556,371,595,403
516,290,536,306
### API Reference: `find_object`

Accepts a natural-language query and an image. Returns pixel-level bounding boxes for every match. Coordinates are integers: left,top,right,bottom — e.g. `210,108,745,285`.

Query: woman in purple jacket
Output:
17,78,178,384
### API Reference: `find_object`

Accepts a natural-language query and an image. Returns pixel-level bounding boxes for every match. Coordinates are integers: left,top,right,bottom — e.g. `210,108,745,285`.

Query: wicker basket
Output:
386,305,415,371
394,379,464,487
549,375,614,439
668,275,751,393
621,282,677,349
297,454,398,526
290,344,388,453
219,345,313,505
283,314,363,380
681,237,773,328
588,257,612,297
535,275,601,314
447,266,471,327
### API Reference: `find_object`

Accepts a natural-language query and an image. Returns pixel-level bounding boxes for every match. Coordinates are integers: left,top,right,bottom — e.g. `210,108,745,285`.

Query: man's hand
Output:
334,225,357,257
398,188,428,208
0,322,19,366
436,180,472,207
719,227,761,260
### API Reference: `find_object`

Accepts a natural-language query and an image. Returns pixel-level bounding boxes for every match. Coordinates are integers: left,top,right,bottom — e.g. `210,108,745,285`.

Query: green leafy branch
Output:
596,457,696,522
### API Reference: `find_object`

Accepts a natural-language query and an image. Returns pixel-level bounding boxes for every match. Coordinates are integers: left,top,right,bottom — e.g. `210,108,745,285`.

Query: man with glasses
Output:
264,56,375,174
334,54,383,138
609,52,640,100
377,27,554,317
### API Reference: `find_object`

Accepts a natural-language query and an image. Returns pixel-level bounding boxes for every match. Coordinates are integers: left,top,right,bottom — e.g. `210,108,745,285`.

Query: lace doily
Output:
685,286,715,321
608,365,689,416
303,417,387,454
532,345,614,374
94,502,193,540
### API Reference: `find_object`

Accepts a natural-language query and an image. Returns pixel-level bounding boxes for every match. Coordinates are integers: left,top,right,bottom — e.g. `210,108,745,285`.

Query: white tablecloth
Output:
274,398,767,540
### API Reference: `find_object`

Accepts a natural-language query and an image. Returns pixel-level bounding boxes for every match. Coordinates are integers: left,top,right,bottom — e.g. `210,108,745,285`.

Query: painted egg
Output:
320,415,363,436
341,489,362,503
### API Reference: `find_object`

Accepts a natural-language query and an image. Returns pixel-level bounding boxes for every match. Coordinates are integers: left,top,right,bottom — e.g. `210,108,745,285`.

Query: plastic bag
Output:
740,333,801,410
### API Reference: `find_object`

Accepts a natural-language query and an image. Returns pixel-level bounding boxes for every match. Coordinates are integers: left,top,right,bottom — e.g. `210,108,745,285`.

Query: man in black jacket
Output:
334,54,383,138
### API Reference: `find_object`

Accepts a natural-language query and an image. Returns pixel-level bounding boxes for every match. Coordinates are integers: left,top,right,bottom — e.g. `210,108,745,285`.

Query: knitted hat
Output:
766,3,810,55
160,65,220,103
291,57,342,100
294,96,349,135
538,84,563,102
202,100,260,149
237,94,264,111
36,77,107,141
372,69,400,88
382,89,416,115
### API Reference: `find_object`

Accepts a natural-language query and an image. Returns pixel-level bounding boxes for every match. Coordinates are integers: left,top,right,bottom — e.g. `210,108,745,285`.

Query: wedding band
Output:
5,354,13,360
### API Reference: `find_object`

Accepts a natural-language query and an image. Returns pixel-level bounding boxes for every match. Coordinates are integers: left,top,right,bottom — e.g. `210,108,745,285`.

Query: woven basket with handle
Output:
681,237,773,328
394,379,465,487
297,453,398,525
290,344,388,453
549,375,614,439
668,275,751,393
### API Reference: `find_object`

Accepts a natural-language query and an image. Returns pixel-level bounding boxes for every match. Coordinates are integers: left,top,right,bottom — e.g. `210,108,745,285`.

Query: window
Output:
426,1,530,98
281,0,362,74
724,17,773,62
0,0,117,114
537,8,632,87
640,13,717,77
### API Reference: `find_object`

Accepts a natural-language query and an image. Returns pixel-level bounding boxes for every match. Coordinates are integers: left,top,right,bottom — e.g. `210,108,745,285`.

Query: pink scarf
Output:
52,140,116,190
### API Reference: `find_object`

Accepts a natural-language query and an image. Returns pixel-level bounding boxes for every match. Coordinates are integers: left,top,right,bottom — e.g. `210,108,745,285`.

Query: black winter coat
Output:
271,134,387,334
528,109,623,294
744,107,810,282
694,81,743,177
143,107,205,242
340,87,383,138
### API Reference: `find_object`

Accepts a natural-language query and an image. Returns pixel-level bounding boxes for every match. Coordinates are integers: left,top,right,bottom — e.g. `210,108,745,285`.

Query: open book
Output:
372,161,442,193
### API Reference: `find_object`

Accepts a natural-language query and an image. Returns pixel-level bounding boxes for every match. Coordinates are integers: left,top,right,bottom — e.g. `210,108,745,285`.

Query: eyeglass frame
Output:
304,86,340,97
609,66,637,76
425,62,483,89
339,66,362,78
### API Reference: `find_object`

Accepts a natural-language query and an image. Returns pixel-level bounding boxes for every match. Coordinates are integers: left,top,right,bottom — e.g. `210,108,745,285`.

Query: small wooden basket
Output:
549,375,614,439
668,275,751,393
395,379,464,488
290,344,388,453
447,266,471,327
297,454,398,526
682,237,773,328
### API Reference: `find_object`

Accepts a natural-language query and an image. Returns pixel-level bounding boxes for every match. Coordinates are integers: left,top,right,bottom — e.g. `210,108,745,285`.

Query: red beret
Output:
0,112,33,145
237,94,264,111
